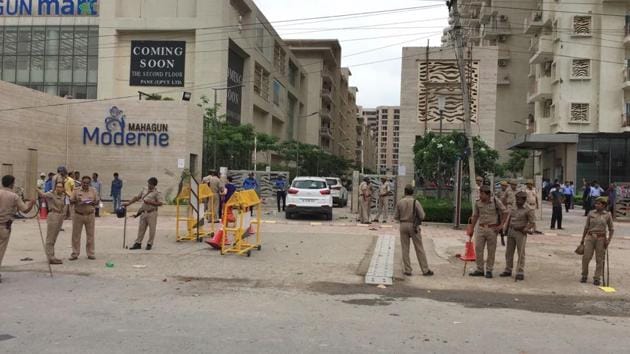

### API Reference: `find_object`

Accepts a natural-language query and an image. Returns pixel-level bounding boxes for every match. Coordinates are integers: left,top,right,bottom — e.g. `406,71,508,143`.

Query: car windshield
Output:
326,179,338,186
294,180,327,189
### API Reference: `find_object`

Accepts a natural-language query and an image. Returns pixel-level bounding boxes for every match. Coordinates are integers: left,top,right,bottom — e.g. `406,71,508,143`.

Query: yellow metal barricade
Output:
175,183,216,242
220,190,262,257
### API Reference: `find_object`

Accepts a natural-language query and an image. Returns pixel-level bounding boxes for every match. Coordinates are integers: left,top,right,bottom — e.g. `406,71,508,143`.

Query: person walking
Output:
37,182,66,264
467,186,508,278
582,181,592,216
242,173,259,216
358,177,372,224
69,176,99,260
0,175,36,282
563,181,573,213
91,173,102,217
125,177,164,251
274,175,287,212
111,172,123,211
580,197,614,286
549,183,564,230
374,177,391,223
44,172,54,193
395,184,433,277
500,191,535,281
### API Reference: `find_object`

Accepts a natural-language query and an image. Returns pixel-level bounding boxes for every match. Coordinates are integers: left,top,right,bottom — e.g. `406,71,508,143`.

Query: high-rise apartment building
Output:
356,106,378,173
361,106,401,175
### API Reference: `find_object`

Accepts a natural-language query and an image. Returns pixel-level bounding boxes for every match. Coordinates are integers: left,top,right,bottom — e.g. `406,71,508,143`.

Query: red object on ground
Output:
459,237,476,261
206,229,225,250
39,198,48,220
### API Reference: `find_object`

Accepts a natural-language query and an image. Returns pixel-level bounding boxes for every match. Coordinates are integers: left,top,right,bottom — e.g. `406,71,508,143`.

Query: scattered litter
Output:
599,286,616,293
377,284,387,289
296,272,303,275
427,290,431,293
192,294,200,297
369,227,378,231
453,321,462,324
162,278,167,282
454,254,461,258
132,265,147,269
19,257,33,261
338,216,348,220
105,261,114,268
514,298,519,302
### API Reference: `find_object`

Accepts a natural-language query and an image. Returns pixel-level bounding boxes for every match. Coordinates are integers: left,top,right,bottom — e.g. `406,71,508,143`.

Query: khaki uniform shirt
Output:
585,210,614,236
0,187,28,224
43,192,65,214
72,187,99,214
359,182,371,200
395,196,425,223
508,207,535,235
525,188,538,207
473,198,506,225
208,176,224,195
378,183,390,198
501,188,516,210
136,188,163,213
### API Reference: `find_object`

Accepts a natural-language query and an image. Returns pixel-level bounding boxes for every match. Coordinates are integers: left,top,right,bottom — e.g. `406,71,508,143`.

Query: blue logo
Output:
83,106,169,147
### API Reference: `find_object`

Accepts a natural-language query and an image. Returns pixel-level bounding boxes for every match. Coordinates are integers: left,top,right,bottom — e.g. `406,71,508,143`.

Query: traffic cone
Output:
459,236,476,261
206,228,225,250
39,198,48,220
226,206,236,223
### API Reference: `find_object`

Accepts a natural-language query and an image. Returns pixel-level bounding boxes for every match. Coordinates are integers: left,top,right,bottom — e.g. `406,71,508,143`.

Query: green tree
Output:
502,150,530,177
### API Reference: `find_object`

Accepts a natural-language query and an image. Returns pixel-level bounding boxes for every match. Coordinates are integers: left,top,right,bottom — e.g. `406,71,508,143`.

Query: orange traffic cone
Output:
39,198,48,220
460,236,476,261
206,228,225,250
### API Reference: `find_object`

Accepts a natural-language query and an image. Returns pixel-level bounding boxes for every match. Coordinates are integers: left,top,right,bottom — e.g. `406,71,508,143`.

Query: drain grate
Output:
365,234,395,285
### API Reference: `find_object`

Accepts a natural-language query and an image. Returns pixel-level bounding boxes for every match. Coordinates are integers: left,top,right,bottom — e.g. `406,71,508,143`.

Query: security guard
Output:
500,191,535,280
374,177,391,223
498,180,516,210
468,185,508,278
580,197,614,285
0,175,35,283
37,182,66,264
394,184,433,276
125,177,164,251
69,175,99,260
358,177,372,224
203,171,224,222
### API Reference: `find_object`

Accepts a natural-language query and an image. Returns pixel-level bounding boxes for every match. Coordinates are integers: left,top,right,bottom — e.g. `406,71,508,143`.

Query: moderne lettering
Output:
83,127,169,147
0,0,98,16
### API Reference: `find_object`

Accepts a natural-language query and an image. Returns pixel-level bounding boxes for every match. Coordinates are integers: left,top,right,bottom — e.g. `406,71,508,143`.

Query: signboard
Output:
226,46,244,125
130,40,186,87
177,159,185,169
83,106,169,147
0,0,98,16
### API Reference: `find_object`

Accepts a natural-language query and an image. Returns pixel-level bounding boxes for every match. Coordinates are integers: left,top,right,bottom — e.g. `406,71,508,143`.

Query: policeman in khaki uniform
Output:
500,191,535,281
70,176,99,260
468,185,508,278
203,171,223,223
580,196,614,286
358,177,372,224
395,184,433,276
37,182,66,264
498,180,516,211
374,177,391,223
125,177,164,251
0,175,35,283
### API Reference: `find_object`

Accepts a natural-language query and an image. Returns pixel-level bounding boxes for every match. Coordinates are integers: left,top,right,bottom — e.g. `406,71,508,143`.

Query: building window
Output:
273,42,286,75
272,79,284,107
288,61,298,88
256,23,264,51
570,103,590,123
543,99,552,118
571,59,590,79
0,25,98,99
551,62,558,82
572,16,592,36
254,63,270,101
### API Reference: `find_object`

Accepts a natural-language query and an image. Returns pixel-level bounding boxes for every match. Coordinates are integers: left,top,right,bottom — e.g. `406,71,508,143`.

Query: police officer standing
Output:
37,182,66,264
498,180,515,210
69,176,99,260
0,175,35,282
358,177,371,224
373,177,391,223
395,184,433,276
500,191,535,281
125,177,164,251
468,185,508,278
204,171,223,222
580,197,614,285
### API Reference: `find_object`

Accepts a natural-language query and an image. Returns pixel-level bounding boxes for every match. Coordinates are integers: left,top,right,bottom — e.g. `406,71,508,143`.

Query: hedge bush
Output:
417,197,472,224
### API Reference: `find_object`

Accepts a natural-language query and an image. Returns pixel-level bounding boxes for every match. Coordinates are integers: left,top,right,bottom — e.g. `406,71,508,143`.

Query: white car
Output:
326,177,348,207
285,177,333,220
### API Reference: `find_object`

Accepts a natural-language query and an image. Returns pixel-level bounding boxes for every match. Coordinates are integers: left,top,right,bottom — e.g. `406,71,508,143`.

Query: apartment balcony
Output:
320,109,332,122
529,37,553,64
524,11,543,34
482,19,511,40
321,89,333,104
528,76,552,103
497,74,511,86
320,127,333,139
322,67,334,84
479,1,497,24
498,47,510,61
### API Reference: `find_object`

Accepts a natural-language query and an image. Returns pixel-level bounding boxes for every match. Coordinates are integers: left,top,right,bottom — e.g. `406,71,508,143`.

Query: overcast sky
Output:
255,0,447,108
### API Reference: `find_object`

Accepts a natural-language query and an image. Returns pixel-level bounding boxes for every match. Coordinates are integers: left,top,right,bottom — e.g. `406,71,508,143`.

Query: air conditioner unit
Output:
498,59,508,67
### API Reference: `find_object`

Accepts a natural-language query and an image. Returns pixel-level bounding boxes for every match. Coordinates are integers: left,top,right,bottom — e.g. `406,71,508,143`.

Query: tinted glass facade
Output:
0,25,98,99
577,134,630,188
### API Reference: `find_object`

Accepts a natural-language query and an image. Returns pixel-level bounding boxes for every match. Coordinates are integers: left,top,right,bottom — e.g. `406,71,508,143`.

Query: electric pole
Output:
447,0,477,207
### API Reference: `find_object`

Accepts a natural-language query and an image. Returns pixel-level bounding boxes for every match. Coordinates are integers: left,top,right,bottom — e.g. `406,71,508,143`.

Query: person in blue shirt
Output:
44,172,55,193
111,172,123,211
219,176,237,220
274,175,287,212
242,173,258,216
562,181,573,212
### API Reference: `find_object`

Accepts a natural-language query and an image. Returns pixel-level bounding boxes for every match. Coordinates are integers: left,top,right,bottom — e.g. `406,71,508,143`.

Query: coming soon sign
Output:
130,40,186,87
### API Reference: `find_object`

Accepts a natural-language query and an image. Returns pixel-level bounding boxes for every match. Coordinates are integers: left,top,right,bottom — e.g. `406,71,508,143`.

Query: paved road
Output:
1,205,629,353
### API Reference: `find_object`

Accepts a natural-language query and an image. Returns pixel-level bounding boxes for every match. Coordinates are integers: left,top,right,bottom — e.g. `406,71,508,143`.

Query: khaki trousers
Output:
71,213,95,257
0,227,11,267
475,227,498,272
46,212,64,260
211,196,220,221
135,211,158,245
504,230,527,274
359,198,370,223
399,222,429,274
582,234,606,280
375,197,389,221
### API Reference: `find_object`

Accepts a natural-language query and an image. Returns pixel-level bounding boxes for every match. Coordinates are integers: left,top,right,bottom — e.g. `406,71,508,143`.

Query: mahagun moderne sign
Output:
130,40,186,87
